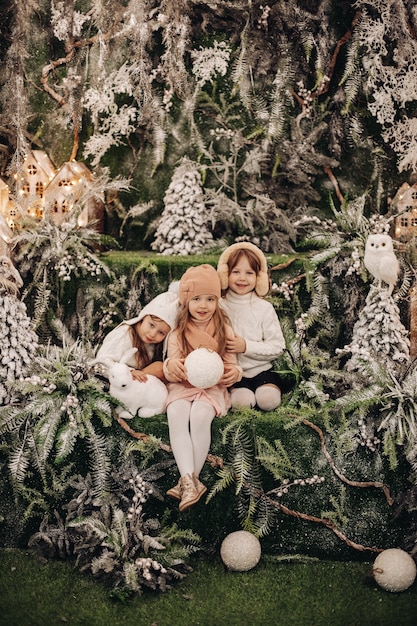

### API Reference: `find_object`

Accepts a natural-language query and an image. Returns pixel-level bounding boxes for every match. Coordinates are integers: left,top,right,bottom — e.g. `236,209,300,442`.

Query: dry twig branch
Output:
116,416,223,467
312,10,362,98
40,31,114,160
301,418,394,505
323,165,344,203
264,494,383,554
269,258,297,272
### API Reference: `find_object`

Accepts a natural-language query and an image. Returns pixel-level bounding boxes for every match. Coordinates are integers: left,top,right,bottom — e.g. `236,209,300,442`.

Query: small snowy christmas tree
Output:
341,286,410,378
151,158,213,255
0,256,39,405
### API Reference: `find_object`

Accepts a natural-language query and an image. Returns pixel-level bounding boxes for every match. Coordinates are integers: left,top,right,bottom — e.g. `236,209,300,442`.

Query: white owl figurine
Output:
364,234,399,295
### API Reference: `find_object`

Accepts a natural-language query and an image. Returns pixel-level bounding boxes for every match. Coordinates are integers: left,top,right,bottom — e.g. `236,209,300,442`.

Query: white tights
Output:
167,399,216,478
230,384,281,411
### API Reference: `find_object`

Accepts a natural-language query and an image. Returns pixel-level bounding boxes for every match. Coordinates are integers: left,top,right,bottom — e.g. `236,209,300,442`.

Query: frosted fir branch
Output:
0,293,39,405
352,2,417,172
82,63,138,165
83,63,136,120
378,364,417,460
51,1,91,41
191,41,232,86
388,118,417,173
83,105,137,167
120,202,155,237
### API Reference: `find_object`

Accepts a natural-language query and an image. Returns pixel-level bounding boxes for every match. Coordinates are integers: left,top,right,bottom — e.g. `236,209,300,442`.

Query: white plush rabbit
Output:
95,348,168,419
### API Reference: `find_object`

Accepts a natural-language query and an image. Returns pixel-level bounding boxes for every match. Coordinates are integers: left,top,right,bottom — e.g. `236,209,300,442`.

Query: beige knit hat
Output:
179,264,221,305
217,242,270,297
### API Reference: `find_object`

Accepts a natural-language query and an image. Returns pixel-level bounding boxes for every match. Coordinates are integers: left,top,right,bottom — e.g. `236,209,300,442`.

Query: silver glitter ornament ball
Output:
220,530,261,572
372,548,416,592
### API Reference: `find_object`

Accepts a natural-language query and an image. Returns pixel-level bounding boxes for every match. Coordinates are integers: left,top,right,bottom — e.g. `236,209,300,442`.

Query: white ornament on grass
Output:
220,530,261,572
184,347,224,389
372,548,416,592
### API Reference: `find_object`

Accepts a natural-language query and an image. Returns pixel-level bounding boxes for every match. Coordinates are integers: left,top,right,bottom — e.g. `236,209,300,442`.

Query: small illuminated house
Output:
392,182,417,242
0,178,21,230
0,178,9,214
6,152,104,231
14,150,56,218
0,213,13,256
45,161,104,230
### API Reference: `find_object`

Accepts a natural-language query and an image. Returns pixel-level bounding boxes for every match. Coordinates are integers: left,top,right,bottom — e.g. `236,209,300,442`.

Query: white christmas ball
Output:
372,548,417,592
220,530,261,572
184,347,224,389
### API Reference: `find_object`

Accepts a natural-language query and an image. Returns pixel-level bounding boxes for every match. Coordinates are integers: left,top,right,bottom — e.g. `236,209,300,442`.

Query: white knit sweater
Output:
220,290,285,378
95,291,179,369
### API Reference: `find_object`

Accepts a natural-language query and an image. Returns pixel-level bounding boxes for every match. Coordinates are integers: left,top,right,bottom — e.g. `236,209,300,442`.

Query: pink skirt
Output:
165,381,231,417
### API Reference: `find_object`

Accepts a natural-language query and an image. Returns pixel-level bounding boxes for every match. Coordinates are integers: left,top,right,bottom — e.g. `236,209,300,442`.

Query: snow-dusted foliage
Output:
342,286,410,377
350,1,417,172
379,362,417,474
0,295,39,404
83,64,138,167
191,40,231,86
151,158,213,255
51,0,91,40
4,0,417,254
0,258,38,405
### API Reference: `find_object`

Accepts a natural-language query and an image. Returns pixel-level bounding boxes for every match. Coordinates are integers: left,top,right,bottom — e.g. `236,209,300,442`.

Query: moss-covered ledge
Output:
111,408,409,562
99,250,301,289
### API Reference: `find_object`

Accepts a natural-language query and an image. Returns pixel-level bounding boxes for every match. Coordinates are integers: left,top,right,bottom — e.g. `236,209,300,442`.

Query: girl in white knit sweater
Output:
95,291,179,382
217,242,286,411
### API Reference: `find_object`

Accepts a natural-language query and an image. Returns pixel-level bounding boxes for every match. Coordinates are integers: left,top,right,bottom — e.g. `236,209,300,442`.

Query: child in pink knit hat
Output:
163,264,242,512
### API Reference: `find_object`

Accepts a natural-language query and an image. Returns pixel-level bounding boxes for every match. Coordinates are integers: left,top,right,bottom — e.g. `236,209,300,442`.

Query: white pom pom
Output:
220,531,261,572
168,280,180,294
372,548,417,592
184,347,224,389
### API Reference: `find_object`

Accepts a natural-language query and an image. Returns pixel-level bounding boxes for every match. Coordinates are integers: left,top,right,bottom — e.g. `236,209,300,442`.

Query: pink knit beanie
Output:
178,264,221,305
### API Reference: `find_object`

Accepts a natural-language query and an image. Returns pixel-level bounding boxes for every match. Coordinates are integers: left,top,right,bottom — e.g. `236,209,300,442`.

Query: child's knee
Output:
255,384,281,411
230,387,256,408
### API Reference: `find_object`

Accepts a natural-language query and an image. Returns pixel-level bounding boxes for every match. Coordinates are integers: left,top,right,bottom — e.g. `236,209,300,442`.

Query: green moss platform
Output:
110,407,409,562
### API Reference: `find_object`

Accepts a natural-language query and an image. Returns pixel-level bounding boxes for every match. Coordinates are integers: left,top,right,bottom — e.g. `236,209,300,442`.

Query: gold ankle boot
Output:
192,473,207,498
179,473,200,512
166,480,182,500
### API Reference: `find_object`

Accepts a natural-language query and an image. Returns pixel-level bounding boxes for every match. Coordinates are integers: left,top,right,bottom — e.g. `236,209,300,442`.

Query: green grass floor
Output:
1,549,416,626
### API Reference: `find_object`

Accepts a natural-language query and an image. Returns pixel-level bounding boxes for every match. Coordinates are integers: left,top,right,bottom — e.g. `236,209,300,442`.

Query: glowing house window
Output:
35,182,44,198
